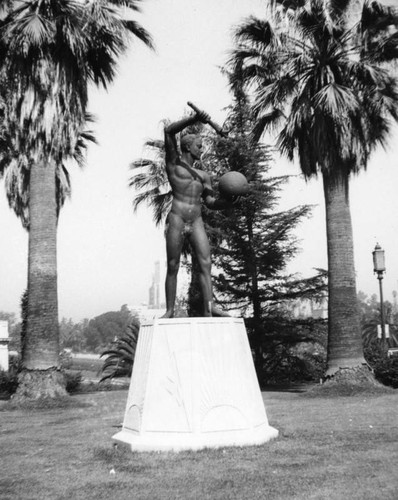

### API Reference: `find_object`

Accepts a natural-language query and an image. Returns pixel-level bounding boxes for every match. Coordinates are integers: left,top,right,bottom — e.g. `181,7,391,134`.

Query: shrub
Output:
251,318,328,386
64,371,83,394
364,340,398,388
0,369,19,396
0,355,21,397
373,357,398,388
258,346,326,386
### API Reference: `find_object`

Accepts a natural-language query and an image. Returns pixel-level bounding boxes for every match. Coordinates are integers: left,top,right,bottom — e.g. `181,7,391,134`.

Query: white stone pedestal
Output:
113,317,278,452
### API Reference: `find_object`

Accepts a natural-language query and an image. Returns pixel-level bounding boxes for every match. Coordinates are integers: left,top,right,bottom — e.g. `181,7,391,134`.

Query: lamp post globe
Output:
372,243,386,274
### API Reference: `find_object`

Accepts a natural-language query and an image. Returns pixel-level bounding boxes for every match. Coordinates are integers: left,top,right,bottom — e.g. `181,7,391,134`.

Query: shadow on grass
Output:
262,383,314,393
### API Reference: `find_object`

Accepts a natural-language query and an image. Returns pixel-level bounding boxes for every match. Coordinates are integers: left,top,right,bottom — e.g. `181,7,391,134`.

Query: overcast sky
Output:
1,0,398,322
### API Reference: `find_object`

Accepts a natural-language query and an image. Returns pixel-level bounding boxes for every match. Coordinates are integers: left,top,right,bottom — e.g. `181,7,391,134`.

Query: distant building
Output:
292,297,328,320
129,260,193,322
127,261,165,322
128,304,164,323
148,260,161,309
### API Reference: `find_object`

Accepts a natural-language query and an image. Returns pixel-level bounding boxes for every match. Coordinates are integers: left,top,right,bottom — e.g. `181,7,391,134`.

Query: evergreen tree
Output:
201,98,327,380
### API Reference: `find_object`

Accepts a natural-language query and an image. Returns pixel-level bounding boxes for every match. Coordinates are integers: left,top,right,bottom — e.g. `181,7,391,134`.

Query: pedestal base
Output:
113,317,278,452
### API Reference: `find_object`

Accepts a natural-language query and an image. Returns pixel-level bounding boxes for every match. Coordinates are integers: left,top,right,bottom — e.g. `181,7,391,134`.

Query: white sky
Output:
1,0,398,322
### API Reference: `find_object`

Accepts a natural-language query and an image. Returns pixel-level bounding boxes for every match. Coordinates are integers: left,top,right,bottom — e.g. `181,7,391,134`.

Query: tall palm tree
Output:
0,0,153,400
229,0,398,378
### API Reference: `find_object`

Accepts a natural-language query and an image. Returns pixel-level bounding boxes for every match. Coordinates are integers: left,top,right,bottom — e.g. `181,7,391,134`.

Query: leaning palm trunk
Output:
323,174,366,376
14,158,67,401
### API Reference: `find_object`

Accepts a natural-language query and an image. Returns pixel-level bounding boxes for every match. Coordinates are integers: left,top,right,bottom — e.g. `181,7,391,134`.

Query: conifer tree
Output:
201,97,326,380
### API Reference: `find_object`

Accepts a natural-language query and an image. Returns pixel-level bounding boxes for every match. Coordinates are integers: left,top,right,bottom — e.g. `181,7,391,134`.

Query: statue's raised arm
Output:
164,111,210,166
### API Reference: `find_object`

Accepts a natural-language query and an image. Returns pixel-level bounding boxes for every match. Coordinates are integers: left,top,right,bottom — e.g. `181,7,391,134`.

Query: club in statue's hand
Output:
187,101,228,137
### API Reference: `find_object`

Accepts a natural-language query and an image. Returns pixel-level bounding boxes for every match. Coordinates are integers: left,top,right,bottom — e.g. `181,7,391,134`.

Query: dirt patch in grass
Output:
303,369,394,398
305,382,394,398
0,395,90,412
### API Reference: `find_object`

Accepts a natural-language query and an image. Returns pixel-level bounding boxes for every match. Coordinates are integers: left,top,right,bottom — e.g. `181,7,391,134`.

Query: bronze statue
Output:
162,107,235,318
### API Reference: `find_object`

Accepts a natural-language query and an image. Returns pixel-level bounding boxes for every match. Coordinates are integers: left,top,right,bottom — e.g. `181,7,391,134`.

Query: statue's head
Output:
181,134,203,160
180,134,198,151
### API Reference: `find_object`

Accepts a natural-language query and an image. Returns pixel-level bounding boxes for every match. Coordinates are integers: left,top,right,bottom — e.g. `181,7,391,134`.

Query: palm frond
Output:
312,83,358,116
144,139,165,149
123,19,154,49
251,109,285,143
99,323,139,382
234,16,274,48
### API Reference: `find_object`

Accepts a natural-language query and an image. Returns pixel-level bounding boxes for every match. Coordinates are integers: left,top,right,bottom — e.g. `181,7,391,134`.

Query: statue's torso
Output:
167,161,206,222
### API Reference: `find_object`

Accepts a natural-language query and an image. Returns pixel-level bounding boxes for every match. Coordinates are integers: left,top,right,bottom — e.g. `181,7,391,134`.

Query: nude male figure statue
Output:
162,109,235,318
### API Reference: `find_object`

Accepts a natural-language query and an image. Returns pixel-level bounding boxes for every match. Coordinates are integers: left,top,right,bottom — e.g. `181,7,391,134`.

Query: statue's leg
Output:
162,214,184,318
189,218,215,317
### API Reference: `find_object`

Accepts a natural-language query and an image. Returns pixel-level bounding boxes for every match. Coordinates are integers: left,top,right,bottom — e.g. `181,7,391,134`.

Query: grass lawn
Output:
0,388,397,500
67,355,104,382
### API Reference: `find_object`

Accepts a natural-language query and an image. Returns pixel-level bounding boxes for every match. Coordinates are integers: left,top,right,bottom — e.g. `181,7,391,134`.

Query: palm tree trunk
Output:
323,174,366,376
14,159,67,402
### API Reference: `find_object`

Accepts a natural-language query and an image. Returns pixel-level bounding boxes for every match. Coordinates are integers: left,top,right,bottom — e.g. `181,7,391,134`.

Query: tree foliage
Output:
199,96,327,381
227,0,398,379
99,319,139,382
229,0,398,181
0,0,153,227
82,305,135,353
59,317,89,353
129,138,172,226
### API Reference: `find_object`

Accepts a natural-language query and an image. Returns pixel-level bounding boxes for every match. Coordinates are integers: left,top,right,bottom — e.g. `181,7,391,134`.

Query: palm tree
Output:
1,110,96,229
129,138,172,225
229,0,398,378
0,0,153,400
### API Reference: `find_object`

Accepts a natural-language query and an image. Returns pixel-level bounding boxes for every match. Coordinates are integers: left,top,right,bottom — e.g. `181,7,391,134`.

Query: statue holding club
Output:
162,103,250,318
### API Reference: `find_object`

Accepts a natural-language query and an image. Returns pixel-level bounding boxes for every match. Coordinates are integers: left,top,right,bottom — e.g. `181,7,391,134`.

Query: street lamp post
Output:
372,243,386,348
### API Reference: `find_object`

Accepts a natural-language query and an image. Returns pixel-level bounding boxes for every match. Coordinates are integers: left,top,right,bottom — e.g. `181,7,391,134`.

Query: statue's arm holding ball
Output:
201,172,238,210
